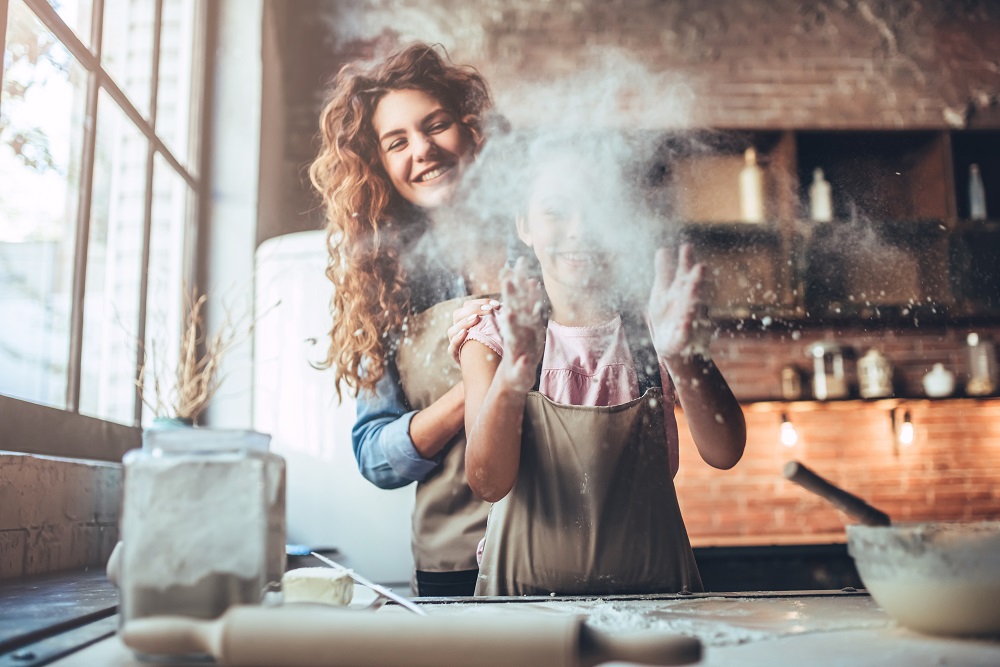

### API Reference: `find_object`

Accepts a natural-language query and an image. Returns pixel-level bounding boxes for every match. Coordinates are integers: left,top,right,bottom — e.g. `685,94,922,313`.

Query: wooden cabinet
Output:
653,129,1000,324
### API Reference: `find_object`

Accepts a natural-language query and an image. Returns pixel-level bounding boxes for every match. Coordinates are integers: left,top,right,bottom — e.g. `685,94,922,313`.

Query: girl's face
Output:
516,156,622,292
372,88,475,210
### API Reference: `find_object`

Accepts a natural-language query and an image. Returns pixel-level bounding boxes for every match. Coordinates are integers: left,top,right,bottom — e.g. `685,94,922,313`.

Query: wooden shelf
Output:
648,128,1000,323
741,396,1000,412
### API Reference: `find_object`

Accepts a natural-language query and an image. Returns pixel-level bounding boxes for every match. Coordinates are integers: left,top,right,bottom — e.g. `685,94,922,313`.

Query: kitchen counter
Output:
39,590,1000,666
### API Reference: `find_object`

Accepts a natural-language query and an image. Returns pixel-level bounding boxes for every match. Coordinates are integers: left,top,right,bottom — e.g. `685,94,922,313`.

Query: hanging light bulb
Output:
898,411,914,447
780,413,798,447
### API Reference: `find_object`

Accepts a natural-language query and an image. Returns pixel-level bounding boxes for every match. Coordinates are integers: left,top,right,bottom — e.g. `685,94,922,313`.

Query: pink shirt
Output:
463,311,680,478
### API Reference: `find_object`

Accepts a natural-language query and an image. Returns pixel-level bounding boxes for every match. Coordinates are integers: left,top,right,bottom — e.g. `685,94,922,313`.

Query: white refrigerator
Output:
253,231,414,585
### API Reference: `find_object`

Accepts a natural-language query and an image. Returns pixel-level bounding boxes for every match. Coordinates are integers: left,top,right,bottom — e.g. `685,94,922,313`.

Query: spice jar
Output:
119,429,286,634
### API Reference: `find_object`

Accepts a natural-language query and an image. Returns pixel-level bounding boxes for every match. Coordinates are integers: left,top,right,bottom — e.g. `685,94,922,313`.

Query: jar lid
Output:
142,428,272,453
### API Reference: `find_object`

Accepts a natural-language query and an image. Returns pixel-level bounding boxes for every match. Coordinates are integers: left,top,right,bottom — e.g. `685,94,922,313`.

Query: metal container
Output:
857,348,893,399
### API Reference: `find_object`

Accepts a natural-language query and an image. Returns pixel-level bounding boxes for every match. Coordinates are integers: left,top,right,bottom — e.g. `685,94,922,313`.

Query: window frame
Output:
0,0,214,459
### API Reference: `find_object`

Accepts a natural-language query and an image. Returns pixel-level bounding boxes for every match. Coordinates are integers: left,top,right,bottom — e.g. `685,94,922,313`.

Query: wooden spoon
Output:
783,460,891,527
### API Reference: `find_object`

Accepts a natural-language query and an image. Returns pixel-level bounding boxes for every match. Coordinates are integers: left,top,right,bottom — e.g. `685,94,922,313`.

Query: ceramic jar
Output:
922,363,956,398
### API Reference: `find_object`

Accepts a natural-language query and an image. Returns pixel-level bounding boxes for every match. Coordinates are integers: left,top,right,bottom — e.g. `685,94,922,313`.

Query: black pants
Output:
415,569,479,597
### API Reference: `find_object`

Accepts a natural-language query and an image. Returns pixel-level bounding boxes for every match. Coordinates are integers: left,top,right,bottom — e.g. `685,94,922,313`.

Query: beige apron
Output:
395,296,491,575
475,387,703,596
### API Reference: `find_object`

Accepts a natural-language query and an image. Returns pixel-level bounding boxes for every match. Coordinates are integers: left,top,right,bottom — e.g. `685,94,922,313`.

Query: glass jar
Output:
966,333,998,396
806,342,851,400
119,428,286,629
857,348,893,399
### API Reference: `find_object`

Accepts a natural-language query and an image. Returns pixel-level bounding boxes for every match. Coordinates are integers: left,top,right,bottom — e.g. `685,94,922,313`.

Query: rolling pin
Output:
121,605,702,667
783,460,891,527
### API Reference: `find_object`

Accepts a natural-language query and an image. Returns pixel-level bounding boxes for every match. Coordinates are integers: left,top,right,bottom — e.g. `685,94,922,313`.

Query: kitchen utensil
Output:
121,605,703,667
847,521,1000,636
310,551,425,616
782,461,891,526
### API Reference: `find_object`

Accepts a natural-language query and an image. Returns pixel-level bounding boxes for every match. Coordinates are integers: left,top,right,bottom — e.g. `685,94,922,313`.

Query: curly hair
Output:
309,43,493,399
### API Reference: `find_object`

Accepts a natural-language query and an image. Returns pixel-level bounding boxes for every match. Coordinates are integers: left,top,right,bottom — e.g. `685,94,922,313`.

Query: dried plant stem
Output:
136,285,259,425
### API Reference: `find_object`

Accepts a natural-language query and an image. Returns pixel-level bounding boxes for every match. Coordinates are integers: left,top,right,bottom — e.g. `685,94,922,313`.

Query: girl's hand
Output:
495,258,546,393
647,244,713,360
447,297,500,365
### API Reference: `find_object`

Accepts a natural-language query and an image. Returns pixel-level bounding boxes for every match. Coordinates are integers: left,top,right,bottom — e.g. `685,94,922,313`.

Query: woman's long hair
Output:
309,43,492,398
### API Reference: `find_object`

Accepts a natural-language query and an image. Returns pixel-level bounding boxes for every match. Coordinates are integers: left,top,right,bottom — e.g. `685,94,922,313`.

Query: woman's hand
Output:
447,297,500,365
647,244,713,360
495,258,546,393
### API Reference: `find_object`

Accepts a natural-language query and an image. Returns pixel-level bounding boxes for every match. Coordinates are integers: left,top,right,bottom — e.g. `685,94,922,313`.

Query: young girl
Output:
459,137,747,596
309,43,506,596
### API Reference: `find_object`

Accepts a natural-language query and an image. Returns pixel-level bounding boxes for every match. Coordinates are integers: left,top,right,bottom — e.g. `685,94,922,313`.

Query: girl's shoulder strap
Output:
620,311,662,396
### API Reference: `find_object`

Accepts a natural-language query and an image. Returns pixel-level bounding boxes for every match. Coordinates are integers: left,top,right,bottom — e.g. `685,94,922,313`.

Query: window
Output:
1,0,206,448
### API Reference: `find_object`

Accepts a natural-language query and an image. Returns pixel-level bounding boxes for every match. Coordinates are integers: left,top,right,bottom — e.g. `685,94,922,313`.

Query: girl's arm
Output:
463,260,547,502
648,245,746,470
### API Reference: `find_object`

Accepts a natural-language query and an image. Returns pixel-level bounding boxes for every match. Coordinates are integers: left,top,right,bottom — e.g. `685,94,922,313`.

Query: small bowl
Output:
847,521,1000,637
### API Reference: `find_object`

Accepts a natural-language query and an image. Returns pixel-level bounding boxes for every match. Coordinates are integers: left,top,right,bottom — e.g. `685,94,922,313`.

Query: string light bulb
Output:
898,411,914,447
780,413,798,447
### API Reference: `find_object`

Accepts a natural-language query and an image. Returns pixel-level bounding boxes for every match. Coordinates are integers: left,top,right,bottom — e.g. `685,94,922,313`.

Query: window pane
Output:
0,0,88,408
101,0,154,118
79,90,147,424
140,153,190,425
47,0,93,49
156,0,198,169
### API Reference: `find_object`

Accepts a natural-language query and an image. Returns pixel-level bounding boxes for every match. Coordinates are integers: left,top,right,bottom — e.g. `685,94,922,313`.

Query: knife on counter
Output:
310,551,427,616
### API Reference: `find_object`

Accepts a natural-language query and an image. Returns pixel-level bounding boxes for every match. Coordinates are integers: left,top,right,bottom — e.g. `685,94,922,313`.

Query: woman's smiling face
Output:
372,88,475,210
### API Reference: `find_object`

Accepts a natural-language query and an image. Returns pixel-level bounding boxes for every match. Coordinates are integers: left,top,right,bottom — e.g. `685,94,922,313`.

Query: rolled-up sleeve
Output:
351,360,440,489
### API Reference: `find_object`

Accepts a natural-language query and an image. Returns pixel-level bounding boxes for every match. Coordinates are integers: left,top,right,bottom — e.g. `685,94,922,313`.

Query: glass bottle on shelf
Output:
966,332,997,396
969,163,987,221
809,167,832,222
740,147,765,223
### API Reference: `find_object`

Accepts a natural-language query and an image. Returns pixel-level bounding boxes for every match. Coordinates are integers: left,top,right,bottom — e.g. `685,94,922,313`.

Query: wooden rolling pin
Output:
783,460,891,527
121,605,702,667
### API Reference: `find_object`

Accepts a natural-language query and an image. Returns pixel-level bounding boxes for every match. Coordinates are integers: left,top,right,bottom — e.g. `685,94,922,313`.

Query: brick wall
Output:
275,0,1000,236
675,398,1000,546
269,0,1000,546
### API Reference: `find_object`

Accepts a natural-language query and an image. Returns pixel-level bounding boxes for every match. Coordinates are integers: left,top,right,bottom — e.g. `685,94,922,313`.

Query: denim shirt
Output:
351,235,468,489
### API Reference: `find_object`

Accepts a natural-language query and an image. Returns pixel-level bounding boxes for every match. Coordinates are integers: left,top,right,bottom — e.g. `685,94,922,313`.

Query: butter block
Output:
282,567,354,606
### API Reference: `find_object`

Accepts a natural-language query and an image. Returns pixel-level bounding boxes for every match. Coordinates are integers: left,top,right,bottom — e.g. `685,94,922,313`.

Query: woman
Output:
309,43,504,596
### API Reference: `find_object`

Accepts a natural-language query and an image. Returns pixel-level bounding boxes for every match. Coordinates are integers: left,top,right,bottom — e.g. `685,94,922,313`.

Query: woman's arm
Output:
648,245,746,470
352,359,462,489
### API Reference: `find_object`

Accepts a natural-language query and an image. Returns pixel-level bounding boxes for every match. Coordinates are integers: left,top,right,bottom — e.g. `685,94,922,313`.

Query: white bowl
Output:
847,521,1000,636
